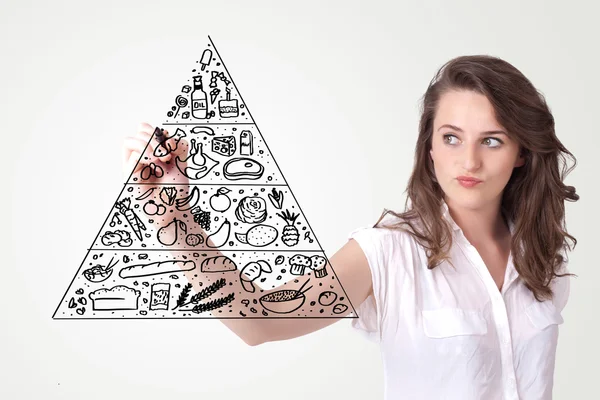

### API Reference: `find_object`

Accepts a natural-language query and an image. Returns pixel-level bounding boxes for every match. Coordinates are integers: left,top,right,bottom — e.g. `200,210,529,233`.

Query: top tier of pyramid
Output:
163,39,252,126
125,38,290,186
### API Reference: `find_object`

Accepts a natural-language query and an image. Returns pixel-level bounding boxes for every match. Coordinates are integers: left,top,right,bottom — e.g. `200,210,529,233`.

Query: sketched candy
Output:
235,196,267,223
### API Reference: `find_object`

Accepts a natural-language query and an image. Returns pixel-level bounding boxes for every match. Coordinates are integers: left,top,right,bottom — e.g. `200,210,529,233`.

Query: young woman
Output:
123,55,578,399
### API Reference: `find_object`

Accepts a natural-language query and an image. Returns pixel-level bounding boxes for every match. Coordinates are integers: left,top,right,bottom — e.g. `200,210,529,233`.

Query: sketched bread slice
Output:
89,286,140,310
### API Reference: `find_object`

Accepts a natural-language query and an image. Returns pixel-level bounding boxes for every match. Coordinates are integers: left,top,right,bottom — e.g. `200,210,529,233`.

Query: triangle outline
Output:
53,36,360,321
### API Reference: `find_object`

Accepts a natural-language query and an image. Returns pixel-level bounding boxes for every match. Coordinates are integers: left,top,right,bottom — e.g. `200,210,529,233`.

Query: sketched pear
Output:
157,218,181,246
175,138,219,180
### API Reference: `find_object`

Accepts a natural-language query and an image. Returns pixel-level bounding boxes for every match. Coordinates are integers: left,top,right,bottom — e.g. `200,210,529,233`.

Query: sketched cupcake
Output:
289,254,311,275
310,255,328,278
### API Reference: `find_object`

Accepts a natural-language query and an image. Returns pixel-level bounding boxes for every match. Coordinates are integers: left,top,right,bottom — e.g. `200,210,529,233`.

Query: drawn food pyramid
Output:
53,36,358,320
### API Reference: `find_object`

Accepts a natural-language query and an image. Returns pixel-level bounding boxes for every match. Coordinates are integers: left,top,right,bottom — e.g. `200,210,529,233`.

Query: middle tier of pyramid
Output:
92,183,322,252
126,124,286,185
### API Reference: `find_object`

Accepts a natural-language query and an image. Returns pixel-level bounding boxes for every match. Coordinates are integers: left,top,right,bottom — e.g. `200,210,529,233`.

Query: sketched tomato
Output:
143,200,159,215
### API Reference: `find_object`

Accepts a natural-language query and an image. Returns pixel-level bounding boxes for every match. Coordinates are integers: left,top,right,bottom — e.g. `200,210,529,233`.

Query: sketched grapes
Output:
191,206,211,230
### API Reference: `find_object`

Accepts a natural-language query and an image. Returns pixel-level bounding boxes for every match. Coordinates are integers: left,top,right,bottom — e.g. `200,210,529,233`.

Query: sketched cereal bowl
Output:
83,265,114,283
82,257,117,283
259,290,306,314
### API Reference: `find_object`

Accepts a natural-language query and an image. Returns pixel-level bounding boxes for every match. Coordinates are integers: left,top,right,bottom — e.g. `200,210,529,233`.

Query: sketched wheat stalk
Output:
173,278,233,312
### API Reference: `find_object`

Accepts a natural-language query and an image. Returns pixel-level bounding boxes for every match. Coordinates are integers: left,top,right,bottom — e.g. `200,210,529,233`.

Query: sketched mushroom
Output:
240,260,272,293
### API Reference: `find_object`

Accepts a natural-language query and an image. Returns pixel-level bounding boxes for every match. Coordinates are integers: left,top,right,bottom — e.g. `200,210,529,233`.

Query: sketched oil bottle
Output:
191,75,208,119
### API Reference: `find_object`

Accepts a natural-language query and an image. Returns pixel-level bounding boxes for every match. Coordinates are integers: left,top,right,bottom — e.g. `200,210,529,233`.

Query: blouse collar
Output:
441,198,515,236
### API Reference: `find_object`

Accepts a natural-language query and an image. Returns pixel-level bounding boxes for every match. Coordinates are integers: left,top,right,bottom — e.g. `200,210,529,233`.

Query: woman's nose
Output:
461,144,482,170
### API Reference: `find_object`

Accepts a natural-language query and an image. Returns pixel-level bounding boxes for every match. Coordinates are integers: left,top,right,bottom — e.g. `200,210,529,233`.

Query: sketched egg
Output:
246,224,278,247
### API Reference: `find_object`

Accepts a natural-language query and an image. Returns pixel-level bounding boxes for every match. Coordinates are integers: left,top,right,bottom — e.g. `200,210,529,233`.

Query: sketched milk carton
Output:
240,130,253,156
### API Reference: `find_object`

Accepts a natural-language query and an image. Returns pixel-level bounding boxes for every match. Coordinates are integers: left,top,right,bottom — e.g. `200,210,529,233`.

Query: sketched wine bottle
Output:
191,75,208,119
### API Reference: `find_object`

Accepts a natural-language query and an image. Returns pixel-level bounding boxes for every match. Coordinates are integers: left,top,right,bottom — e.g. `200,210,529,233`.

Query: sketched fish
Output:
154,127,187,158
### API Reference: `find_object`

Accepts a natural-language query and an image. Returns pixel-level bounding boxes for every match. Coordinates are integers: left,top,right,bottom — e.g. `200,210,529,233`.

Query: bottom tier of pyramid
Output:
53,249,354,319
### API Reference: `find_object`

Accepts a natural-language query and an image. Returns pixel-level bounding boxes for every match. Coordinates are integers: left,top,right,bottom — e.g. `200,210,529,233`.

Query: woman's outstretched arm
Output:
122,122,374,346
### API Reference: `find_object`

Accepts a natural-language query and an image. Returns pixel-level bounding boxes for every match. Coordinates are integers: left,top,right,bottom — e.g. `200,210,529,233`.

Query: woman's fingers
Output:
137,128,175,164
126,151,143,175
135,123,164,159
138,122,155,135
123,136,150,164
122,123,185,180
122,139,154,179
171,137,189,158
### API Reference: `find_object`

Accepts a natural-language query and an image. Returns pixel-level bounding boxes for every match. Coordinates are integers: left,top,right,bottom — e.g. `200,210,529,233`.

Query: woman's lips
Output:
457,178,482,188
456,176,482,182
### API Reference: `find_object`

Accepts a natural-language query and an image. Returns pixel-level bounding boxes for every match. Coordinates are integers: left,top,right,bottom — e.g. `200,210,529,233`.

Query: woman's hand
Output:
122,122,189,185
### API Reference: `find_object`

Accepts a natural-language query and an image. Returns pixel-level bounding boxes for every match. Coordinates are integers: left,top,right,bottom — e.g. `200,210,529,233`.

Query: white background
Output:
1,0,598,399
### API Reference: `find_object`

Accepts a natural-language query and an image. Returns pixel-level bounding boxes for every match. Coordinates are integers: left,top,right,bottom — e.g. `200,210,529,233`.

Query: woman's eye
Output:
443,134,503,148
443,134,458,145
483,137,503,147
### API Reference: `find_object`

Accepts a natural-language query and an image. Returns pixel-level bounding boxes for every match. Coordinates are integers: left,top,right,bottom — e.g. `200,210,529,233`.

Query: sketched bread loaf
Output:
89,286,140,310
119,260,196,279
223,157,264,180
201,256,237,272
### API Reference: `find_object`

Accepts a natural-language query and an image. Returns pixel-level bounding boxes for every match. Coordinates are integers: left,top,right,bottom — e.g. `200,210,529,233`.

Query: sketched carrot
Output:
115,198,146,241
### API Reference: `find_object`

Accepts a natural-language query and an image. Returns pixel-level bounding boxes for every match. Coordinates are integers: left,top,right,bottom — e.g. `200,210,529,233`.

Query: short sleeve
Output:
347,225,387,344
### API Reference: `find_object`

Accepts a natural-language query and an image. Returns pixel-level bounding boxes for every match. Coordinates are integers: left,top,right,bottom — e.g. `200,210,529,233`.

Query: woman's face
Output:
429,90,525,210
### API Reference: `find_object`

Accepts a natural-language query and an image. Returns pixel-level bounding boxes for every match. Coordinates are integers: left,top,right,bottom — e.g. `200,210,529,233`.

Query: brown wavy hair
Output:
373,55,578,302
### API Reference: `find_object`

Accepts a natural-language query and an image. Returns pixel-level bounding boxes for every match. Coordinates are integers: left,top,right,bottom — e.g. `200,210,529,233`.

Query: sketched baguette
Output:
119,260,196,278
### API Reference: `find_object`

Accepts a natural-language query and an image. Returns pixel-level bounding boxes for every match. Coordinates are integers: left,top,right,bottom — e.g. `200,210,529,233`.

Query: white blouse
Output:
349,200,570,400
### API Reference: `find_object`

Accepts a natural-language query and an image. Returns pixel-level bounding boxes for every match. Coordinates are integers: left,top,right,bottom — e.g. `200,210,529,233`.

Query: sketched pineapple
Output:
276,209,300,246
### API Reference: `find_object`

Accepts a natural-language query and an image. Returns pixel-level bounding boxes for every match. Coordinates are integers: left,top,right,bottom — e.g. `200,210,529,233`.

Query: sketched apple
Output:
209,187,232,212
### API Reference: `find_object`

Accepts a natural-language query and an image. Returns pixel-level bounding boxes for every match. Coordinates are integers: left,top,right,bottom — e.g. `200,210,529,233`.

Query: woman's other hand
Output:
121,122,189,185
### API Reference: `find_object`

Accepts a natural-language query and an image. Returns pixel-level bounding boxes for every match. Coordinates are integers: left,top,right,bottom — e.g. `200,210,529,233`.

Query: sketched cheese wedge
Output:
53,36,357,321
